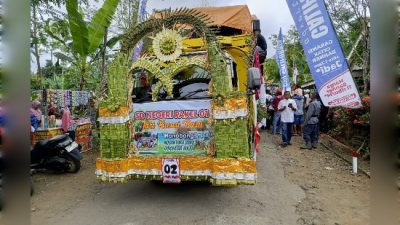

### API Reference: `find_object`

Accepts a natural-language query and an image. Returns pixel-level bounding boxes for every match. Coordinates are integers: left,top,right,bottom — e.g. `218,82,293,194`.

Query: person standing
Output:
301,93,321,150
265,89,273,130
304,89,311,109
61,105,76,141
272,88,283,135
48,103,56,116
254,28,267,74
30,100,42,127
254,29,267,61
293,88,305,136
278,91,297,147
318,95,330,133
259,88,268,130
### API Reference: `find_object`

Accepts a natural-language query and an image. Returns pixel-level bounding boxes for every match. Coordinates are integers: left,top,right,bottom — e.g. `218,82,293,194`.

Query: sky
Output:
31,0,295,72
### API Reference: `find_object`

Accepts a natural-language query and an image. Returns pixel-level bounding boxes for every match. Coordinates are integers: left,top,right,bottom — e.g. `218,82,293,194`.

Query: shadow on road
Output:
99,179,237,206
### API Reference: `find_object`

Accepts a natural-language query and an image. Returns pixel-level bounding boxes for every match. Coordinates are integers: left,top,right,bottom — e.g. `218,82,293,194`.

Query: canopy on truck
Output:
153,5,253,35
194,5,253,34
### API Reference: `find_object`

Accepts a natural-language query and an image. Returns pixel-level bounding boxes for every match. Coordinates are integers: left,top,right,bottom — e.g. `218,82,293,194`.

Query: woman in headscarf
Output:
30,100,42,127
61,105,76,140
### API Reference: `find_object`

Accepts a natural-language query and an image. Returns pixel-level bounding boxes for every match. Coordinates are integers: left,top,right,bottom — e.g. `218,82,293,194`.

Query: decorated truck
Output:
96,5,262,186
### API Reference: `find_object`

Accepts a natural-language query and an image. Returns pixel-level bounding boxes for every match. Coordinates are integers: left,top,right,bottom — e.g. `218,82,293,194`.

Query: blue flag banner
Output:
132,0,148,62
275,28,291,92
286,0,361,108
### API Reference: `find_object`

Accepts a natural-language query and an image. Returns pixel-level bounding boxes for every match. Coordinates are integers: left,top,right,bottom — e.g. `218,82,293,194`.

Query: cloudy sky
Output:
146,0,295,57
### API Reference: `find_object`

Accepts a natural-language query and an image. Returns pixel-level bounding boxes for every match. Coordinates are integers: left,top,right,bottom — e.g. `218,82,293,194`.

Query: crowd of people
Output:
259,85,330,150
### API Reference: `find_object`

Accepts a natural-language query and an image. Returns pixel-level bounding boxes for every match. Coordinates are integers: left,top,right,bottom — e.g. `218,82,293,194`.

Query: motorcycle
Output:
31,134,82,173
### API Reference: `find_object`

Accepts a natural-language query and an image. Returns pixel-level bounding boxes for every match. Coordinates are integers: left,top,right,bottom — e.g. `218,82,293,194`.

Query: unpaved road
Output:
31,133,369,225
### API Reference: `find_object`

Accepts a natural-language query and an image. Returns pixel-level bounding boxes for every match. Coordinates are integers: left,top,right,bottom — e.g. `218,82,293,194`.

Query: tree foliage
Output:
64,0,120,90
266,26,311,86
114,0,140,33
266,0,370,92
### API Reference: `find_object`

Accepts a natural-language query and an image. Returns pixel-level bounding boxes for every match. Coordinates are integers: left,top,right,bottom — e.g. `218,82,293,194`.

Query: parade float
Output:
96,5,262,186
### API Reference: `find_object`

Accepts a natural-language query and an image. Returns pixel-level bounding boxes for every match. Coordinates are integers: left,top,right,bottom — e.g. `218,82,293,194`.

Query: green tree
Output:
268,26,311,86
65,0,120,90
325,0,370,94
263,59,279,84
114,0,140,32
30,0,87,86
97,0,140,98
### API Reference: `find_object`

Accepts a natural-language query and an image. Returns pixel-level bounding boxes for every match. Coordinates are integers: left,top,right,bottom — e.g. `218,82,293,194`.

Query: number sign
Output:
162,158,181,184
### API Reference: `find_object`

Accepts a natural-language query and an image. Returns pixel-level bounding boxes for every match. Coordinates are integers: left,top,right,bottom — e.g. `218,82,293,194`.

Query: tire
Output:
64,154,81,173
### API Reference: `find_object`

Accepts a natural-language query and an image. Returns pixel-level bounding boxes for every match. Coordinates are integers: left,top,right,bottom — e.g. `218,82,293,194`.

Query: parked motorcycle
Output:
31,134,82,173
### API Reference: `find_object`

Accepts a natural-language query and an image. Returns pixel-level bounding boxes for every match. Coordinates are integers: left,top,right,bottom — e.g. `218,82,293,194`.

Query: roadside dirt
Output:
270,133,370,225
30,132,369,225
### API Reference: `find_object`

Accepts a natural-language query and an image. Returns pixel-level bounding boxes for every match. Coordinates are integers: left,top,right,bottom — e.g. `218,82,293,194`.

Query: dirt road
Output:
31,133,369,225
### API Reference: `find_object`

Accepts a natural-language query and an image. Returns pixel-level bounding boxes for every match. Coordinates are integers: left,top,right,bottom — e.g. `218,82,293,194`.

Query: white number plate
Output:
162,158,181,184
65,142,79,152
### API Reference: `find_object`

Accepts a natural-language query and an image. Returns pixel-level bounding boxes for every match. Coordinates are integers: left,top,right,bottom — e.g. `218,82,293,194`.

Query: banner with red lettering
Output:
75,123,92,152
131,100,213,156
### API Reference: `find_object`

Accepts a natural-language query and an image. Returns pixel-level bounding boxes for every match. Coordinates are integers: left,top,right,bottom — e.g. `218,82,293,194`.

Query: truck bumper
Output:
96,156,256,186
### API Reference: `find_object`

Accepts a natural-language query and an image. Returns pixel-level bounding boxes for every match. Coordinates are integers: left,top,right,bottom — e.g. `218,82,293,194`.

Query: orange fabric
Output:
212,97,247,112
194,5,253,34
99,106,129,117
152,5,253,34
96,156,256,174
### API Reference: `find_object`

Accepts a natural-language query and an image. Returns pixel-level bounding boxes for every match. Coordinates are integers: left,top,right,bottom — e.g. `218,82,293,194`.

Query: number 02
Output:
164,164,178,174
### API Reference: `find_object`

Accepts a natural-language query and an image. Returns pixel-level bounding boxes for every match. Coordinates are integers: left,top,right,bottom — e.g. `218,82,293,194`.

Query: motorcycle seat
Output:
36,134,69,148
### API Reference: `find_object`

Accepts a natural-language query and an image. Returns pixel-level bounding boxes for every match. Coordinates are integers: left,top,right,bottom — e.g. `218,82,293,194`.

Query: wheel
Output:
65,155,81,173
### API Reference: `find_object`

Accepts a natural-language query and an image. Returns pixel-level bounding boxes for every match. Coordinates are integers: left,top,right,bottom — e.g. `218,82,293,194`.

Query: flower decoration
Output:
151,28,183,62
214,94,225,106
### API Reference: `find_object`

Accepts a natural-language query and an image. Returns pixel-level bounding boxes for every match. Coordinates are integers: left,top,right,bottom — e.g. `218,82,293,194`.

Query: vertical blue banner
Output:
275,28,291,92
286,0,361,108
132,0,148,62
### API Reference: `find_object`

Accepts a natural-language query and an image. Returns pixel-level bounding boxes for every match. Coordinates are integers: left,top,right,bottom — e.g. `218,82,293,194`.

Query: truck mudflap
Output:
95,156,256,186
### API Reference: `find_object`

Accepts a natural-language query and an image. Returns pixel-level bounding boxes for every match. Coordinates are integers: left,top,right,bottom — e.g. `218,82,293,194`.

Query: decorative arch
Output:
120,8,231,97
120,8,217,54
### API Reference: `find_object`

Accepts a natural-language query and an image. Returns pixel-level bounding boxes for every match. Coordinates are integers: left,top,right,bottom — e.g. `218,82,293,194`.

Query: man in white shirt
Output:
278,91,297,147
